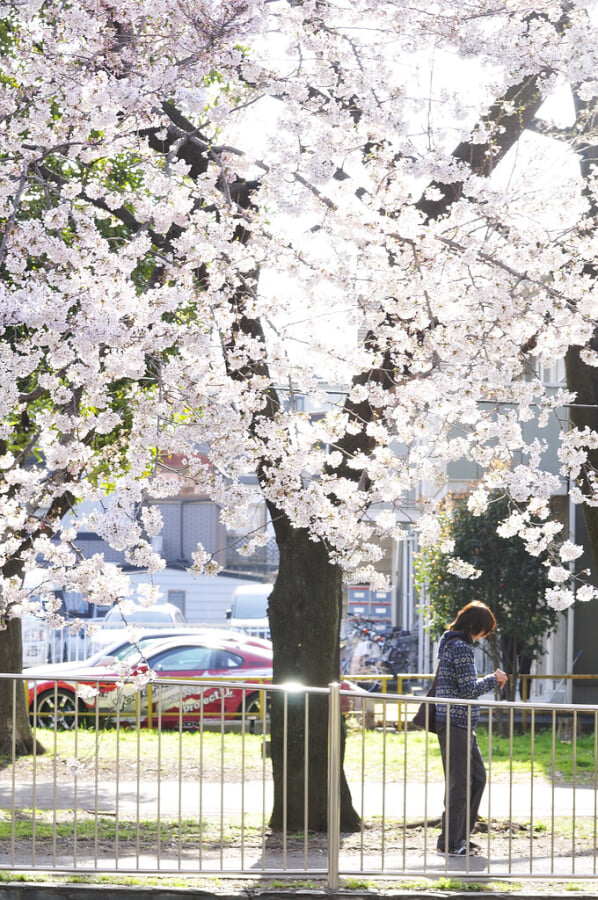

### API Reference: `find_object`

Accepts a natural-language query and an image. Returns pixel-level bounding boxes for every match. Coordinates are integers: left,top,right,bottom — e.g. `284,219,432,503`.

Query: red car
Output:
27,634,273,730
26,633,366,730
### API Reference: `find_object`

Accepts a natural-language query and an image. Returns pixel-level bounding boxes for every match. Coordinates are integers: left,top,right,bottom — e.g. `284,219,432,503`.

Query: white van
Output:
226,583,272,639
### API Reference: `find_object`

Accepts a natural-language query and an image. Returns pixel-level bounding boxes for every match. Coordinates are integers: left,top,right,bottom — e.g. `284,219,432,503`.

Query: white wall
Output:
125,568,261,624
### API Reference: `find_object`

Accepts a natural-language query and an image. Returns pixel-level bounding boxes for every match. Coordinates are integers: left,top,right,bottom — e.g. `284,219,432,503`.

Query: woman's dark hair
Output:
449,600,496,639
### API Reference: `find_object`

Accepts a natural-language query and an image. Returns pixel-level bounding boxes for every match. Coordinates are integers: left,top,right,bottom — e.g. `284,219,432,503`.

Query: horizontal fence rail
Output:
0,673,597,887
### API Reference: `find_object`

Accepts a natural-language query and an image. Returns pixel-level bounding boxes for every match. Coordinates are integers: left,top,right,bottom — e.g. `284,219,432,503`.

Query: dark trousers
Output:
437,724,486,852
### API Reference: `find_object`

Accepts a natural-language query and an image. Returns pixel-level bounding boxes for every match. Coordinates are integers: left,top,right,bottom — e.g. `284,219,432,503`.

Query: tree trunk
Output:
500,634,520,702
565,339,598,572
0,618,45,756
267,516,360,833
565,91,598,572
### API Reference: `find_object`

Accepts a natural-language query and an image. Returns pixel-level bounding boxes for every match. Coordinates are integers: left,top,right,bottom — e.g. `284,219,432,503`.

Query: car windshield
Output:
233,595,268,618
104,608,176,626
84,636,174,667
116,638,165,661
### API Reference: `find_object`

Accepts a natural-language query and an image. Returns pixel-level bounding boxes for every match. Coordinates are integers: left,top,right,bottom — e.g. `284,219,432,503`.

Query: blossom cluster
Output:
0,0,597,627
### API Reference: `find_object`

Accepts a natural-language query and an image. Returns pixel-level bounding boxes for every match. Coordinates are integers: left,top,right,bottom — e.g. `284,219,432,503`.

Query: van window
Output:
233,594,268,618
63,592,108,619
167,590,186,615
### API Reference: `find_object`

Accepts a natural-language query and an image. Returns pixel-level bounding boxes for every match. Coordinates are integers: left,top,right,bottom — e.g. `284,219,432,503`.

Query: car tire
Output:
31,688,87,730
239,691,269,719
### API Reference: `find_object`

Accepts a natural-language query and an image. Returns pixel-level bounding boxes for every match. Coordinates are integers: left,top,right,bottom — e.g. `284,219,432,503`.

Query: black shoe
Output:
436,843,477,857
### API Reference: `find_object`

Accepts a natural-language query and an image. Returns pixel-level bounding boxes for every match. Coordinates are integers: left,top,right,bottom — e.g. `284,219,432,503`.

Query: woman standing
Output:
435,600,508,857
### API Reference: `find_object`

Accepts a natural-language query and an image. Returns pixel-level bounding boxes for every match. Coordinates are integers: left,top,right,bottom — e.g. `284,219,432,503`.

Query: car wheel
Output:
239,691,269,719
31,689,84,730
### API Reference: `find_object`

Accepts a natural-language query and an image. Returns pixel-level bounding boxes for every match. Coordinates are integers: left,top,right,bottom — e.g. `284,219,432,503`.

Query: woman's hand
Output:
494,668,508,687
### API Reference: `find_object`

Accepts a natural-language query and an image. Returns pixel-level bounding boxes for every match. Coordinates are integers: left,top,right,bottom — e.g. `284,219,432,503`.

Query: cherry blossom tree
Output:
415,492,559,701
2,0,598,827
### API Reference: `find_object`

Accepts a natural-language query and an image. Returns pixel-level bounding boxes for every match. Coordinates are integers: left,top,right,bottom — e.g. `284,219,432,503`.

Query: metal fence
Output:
1,673,597,888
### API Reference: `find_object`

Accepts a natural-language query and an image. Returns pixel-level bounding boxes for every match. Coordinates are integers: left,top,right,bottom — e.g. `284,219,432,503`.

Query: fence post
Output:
327,682,341,892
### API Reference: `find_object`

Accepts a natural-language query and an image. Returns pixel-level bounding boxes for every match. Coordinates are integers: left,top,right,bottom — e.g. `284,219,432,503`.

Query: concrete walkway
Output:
0,778,595,820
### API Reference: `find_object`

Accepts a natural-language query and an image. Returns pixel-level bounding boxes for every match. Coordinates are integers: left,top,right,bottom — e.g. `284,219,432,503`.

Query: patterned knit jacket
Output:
435,630,497,729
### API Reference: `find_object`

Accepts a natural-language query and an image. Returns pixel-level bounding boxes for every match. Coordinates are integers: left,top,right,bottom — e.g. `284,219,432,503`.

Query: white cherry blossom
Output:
0,0,596,623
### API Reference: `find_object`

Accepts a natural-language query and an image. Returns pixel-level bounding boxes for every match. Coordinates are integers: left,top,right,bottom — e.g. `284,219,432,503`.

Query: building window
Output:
539,358,566,387
168,590,186,616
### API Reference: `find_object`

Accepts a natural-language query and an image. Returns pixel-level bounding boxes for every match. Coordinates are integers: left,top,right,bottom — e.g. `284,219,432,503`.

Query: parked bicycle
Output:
341,617,417,692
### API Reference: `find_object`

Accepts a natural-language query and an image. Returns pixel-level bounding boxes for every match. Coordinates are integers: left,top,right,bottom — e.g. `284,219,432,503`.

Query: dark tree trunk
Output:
267,514,360,833
0,618,45,756
565,92,598,573
500,634,520,702
565,338,598,572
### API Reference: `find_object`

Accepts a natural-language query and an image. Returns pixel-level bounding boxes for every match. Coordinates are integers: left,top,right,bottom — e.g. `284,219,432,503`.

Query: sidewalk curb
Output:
2,887,598,900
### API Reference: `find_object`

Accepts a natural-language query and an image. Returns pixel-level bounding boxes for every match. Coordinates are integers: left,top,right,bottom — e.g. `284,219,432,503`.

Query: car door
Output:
146,644,245,727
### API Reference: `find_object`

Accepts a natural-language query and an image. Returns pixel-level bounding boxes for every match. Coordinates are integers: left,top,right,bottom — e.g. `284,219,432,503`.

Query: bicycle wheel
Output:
355,663,384,693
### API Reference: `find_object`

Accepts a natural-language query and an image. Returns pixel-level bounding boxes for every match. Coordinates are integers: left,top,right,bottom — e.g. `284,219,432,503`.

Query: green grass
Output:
0,808,268,845
26,728,269,779
5,721,596,786
363,878,523,892
0,870,234,890
344,726,598,784
479,727,597,783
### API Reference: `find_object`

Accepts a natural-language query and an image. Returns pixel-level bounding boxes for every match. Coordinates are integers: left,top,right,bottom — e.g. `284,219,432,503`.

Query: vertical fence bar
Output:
381,697,387,872
199,686,204,872
443,702,451,868
304,692,309,870
11,679,17,868
327,682,341,892
179,687,185,871
571,709,577,873
73,696,79,869
551,707,556,874
283,691,288,869
31,687,38,868
93,704,100,869
261,687,267,872
219,688,225,871
359,695,366,870
401,697,408,871
115,706,121,868
136,694,142,869
241,687,247,872
594,711,598,875
529,707,535,874
465,707,472,872
486,706,493,870
422,699,431,870
51,687,59,867
157,685,163,869
508,705,514,871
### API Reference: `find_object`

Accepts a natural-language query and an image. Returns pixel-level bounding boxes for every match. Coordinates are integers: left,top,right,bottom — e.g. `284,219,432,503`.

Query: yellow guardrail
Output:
344,672,598,697
24,670,598,733
343,672,598,731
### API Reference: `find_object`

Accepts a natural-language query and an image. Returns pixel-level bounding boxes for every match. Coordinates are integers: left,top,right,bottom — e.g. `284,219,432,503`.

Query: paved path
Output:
1,778,595,819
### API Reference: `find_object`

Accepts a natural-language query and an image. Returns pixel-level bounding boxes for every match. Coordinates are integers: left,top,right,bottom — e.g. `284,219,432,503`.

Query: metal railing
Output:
24,621,272,667
0,673,597,887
